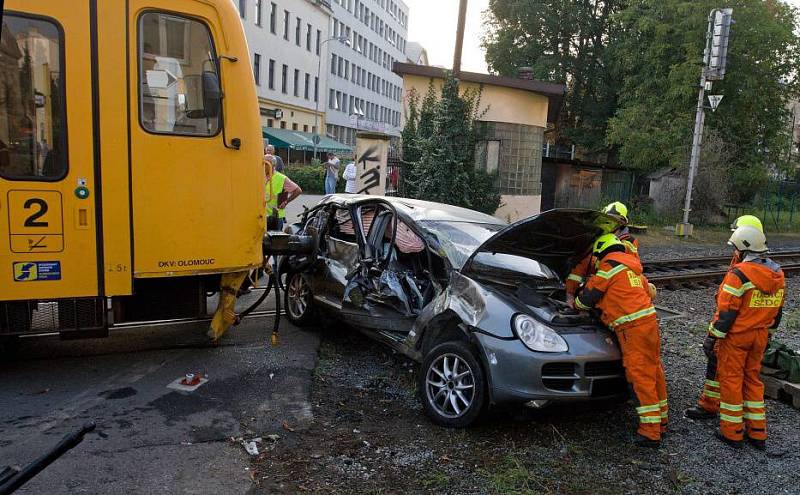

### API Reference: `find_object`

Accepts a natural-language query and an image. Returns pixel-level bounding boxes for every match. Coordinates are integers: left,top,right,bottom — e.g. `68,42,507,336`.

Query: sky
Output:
404,0,800,75
404,0,491,74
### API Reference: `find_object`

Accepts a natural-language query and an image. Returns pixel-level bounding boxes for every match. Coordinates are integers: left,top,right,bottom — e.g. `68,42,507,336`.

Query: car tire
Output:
419,341,486,428
284,271,316,326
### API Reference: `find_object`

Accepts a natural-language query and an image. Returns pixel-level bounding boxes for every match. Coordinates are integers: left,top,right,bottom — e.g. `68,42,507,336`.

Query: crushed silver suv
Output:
281,195,626,427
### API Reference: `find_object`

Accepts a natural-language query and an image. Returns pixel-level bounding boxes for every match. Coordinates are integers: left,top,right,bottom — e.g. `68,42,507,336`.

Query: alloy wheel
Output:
425,353,475,419
287,274,310,319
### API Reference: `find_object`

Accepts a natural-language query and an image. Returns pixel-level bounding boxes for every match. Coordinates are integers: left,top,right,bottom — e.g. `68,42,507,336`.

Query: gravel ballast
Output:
253,276,800,494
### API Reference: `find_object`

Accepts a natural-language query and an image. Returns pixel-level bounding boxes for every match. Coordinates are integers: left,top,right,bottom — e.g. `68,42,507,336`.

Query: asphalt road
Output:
0,312,319,494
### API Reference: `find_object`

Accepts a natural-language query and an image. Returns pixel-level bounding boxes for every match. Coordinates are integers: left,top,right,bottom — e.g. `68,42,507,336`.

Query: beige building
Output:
393,63,565,221
241,0,331,134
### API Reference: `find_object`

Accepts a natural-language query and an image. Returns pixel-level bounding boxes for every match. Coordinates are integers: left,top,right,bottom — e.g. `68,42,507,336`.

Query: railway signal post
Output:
677,8,733,237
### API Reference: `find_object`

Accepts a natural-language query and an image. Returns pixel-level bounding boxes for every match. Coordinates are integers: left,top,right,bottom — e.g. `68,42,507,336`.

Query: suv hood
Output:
461,209,622,280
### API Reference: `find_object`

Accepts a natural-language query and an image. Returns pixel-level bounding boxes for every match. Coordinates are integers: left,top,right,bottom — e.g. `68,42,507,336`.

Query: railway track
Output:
645,249,800,289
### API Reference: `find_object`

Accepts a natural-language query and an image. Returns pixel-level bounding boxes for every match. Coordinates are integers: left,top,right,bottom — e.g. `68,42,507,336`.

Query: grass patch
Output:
484,455,543,495
421,471,450,489
482,453,622,495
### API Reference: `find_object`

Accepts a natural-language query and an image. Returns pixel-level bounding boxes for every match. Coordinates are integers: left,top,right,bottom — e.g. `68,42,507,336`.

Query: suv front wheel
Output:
284,271,316,326
418,341,486,427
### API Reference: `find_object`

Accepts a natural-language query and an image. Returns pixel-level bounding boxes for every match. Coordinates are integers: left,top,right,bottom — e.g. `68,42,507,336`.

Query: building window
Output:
329,89,336,110
281,64,288,93
269,2,276,33
316,30,321,55
295,17,301,46
239,0,246,18
293,69,299,97
267,119,273,127
292,123,298,131
255,0,262,26
304,73,310,99
283,10,289,40
331,54,337,75
280,121,286,129
303,125,309,132
306,24,312,51
253,53,261,85
268,59,275,89
314,77,319,102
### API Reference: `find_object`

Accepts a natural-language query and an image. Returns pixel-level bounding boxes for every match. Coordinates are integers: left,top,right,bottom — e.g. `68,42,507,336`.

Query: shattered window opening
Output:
418,221,505,269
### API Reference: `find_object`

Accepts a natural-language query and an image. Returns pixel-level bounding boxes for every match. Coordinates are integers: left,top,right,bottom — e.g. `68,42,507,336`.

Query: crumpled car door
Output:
342,202,422,333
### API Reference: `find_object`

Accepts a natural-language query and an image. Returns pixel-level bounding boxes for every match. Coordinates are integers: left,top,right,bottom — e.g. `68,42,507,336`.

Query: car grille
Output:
585,360,624,377
591,377,628,398
542,378,576,391
541,362,577,377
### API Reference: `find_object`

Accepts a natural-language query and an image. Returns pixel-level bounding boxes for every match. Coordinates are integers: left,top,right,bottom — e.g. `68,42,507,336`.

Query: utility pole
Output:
452,0,468,77
678,8,733,236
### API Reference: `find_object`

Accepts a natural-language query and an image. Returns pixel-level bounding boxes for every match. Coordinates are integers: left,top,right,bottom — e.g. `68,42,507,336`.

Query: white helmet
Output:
728,225,768,253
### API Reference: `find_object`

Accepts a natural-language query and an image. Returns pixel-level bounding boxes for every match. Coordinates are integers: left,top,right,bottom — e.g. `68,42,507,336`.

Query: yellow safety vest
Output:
266,172,287,219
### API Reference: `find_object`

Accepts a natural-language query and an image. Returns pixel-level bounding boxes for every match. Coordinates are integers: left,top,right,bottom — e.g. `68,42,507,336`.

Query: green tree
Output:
606,0,800,201
402,74,500,214
401,87,421,163
482,0,623,156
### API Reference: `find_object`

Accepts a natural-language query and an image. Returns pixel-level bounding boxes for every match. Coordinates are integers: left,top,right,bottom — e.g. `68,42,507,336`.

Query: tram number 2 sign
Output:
7,190,65,253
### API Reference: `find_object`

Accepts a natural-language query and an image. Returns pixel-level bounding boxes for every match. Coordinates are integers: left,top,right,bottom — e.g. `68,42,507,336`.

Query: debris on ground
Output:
251,277,800,494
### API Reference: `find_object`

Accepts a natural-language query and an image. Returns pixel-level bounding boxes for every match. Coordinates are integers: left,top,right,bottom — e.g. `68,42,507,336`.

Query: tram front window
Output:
0,15,67,180
139,12,221,136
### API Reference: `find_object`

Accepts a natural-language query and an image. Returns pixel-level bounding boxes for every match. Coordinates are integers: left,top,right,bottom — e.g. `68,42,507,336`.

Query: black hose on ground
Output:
271,257,281,346
236,269,274,321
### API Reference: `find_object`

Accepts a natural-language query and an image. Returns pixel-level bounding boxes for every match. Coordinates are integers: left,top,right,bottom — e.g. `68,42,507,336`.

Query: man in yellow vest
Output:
264,154,301,231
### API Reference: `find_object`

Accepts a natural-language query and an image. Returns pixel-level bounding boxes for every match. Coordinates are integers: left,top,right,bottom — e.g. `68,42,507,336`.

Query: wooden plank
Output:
760,366,800,409
784,381,800,409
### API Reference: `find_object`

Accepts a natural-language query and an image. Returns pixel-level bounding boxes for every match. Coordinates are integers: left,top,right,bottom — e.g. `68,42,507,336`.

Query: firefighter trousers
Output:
697,350,721,413
615,318,668,441
717,330,769,442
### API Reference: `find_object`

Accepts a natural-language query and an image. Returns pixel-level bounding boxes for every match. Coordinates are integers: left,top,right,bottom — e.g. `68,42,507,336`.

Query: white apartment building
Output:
325,0,409,146
240,0,331,134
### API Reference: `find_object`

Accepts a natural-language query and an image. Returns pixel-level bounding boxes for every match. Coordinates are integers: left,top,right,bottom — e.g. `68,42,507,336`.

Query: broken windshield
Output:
419,221,505,269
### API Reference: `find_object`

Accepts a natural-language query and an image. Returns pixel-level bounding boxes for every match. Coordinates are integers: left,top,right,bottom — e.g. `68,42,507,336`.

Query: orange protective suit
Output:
705,258,784,442
697,252,743,413
575,249,667,441
566,230,639,297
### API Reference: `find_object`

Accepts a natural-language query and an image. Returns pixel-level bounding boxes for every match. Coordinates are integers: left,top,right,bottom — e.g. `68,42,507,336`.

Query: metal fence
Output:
386,153,406,197
724,181,800,231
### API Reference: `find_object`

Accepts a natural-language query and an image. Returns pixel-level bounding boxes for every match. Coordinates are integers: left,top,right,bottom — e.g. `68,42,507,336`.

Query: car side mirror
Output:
202,71,221,118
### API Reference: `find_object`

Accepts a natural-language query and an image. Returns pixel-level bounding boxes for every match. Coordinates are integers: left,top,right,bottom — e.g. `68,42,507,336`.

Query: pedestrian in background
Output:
264,144,285,172
342,160,357,193
324,152,340,195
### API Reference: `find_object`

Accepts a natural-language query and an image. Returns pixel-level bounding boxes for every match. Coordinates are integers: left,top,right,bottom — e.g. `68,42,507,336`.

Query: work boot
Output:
685,406,715,420
633,434,661,449
746,437,766,451
715,431,743,449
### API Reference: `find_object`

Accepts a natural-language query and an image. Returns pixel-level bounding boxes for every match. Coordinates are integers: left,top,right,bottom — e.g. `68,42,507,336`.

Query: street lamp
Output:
314,35,351,161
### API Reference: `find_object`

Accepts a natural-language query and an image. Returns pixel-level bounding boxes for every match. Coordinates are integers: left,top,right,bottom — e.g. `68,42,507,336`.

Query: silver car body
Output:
284,195,626,406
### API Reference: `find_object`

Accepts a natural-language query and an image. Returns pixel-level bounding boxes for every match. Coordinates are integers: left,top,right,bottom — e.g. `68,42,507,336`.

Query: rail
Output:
645,250,800,289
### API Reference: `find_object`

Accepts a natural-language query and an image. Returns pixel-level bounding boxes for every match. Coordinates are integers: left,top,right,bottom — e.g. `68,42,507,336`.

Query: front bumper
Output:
473,329,626,405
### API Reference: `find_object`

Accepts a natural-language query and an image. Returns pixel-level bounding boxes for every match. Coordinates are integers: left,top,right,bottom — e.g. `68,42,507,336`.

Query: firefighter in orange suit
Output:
686,226,784,450
575,234,667,447
687,215,765,420
566,202,639,307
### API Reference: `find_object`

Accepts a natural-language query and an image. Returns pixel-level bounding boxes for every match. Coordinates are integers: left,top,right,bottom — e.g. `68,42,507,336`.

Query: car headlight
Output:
513,314,568,353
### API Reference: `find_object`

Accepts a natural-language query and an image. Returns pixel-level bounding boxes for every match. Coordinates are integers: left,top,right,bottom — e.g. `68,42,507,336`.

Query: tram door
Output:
0,2,101,302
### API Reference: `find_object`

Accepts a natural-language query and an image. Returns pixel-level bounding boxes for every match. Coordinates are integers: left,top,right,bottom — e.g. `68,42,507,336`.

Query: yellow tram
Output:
0,0,264,339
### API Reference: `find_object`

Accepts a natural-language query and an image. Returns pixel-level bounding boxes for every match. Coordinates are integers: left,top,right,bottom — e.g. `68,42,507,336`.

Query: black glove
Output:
702,335,717,358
